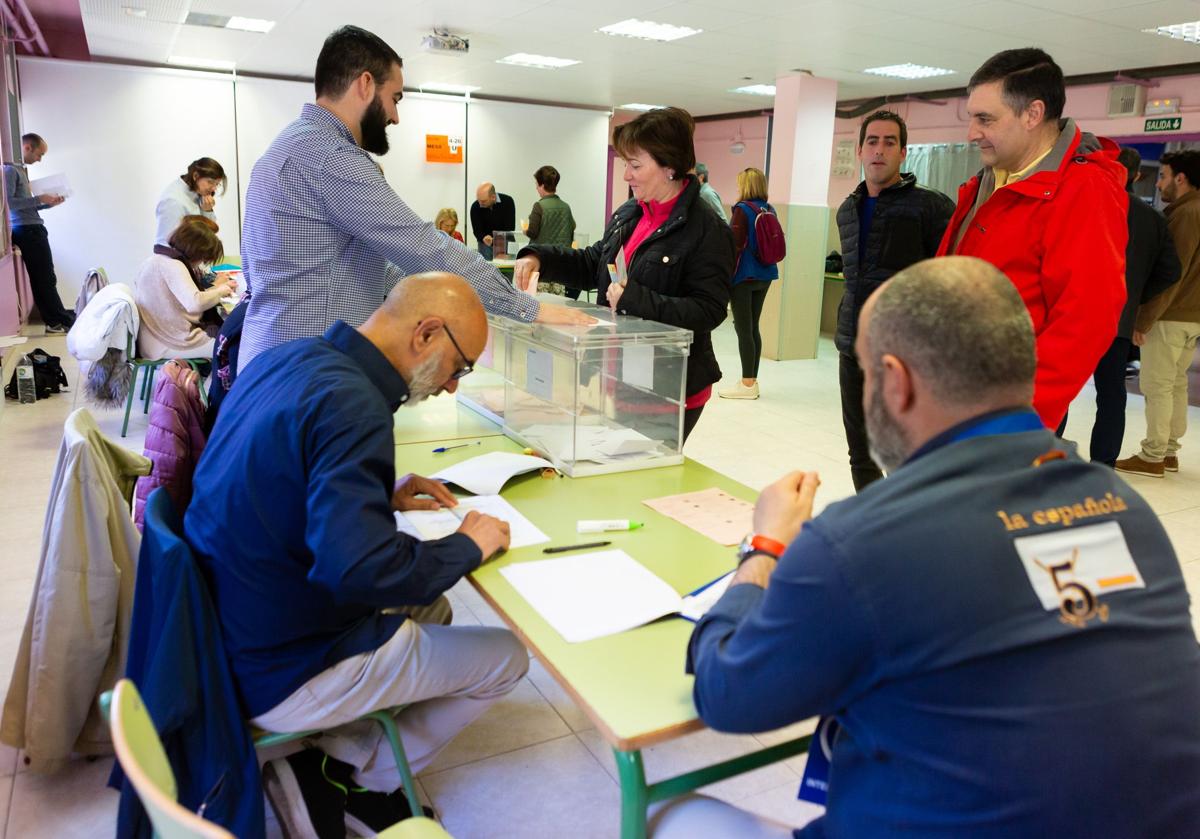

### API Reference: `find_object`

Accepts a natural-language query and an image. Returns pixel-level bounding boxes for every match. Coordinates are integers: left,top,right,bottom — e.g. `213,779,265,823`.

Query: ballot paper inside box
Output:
457,296,693,477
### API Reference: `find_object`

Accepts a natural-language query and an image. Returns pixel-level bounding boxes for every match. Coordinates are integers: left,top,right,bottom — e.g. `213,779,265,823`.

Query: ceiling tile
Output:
77,0,1200,115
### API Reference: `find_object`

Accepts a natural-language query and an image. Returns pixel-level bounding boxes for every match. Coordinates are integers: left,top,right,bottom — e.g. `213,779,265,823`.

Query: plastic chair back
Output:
109,679,234,839
378,817,454,838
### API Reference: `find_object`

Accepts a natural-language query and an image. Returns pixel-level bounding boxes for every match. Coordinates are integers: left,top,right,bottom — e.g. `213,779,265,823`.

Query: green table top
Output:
392,396,506,445
394,434,756,751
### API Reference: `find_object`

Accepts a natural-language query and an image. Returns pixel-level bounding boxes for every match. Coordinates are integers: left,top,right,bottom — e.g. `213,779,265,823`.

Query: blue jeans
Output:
477,242,493,260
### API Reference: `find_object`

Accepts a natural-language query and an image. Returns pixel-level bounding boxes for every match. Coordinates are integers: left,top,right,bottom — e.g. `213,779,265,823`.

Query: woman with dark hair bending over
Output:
513,107,734,442
155,157,227,246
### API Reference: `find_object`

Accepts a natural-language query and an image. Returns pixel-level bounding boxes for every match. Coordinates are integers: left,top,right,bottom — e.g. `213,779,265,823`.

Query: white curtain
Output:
902,143,981,199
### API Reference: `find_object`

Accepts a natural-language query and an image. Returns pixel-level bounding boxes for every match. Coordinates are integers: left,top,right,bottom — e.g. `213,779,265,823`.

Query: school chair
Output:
106,679,450,839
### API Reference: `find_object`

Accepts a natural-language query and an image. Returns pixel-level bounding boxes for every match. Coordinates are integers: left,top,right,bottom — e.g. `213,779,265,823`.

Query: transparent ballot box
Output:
458,299,693,477
455,315,513,426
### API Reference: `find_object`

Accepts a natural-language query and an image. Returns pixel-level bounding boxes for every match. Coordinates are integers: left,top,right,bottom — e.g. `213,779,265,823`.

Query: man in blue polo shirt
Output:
186,272,527,837
653,256,1200,838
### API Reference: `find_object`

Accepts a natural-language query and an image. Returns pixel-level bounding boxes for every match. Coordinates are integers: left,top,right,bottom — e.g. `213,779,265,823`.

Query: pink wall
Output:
826,72,1200,209
694,116,770,211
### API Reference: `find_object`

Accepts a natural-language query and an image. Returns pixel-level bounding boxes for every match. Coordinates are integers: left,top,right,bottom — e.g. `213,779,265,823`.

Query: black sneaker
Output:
44,323,66,334
262,748,347,839
313,753,430,835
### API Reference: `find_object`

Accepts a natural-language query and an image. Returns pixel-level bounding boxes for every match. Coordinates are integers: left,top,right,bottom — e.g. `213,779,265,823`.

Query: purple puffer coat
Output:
133,361,207,530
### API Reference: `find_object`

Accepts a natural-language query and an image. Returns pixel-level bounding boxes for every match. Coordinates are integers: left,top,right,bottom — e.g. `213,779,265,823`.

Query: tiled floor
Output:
1,320,1198,838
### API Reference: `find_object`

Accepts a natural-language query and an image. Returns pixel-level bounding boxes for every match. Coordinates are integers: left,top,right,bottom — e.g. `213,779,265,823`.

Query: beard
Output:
360,95,390,155
407,351,446,403
865,385,911,474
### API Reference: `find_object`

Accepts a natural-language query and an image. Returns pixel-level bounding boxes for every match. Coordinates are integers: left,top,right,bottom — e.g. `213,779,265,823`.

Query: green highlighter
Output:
576,520,643,533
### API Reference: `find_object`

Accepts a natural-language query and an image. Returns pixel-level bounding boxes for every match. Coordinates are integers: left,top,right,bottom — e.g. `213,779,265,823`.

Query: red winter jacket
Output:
939,121,1128,429
134,361,207,530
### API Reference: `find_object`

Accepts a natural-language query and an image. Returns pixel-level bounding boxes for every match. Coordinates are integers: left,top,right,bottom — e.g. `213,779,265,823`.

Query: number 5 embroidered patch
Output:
1013,521,1145,628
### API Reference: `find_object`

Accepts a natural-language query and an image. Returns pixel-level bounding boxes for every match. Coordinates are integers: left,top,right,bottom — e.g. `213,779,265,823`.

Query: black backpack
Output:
4,347,68,400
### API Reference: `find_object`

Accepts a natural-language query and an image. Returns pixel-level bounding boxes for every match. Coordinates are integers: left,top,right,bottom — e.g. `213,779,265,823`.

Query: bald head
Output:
855,256,1036,470
360,271,488,402
863,256,1034,406
475,182,497,207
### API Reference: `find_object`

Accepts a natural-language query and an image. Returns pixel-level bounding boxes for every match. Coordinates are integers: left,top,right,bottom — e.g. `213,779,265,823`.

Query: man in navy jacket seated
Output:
186,272,526,837
655,256,1200,838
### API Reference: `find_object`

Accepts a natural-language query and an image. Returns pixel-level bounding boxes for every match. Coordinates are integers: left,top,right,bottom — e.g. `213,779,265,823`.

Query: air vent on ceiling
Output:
1107,83,1146,118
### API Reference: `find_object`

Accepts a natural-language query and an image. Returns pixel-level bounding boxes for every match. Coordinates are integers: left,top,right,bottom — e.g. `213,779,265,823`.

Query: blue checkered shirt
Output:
239,103,538,372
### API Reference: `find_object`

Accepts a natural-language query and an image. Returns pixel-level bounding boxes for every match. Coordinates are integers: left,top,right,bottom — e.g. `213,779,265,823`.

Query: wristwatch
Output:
737,533,787,566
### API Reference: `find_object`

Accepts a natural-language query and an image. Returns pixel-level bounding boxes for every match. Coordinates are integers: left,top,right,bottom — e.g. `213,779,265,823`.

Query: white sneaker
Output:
718,380,759,399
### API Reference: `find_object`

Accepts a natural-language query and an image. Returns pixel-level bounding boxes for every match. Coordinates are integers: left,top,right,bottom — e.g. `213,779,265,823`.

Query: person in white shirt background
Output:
154,156,226,247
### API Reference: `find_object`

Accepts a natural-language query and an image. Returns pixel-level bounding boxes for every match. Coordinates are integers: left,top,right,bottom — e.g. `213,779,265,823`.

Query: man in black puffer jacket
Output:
836,110,954,491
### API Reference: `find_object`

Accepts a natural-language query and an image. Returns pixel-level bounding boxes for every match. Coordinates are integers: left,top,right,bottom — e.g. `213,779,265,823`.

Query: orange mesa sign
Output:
426,135,464,163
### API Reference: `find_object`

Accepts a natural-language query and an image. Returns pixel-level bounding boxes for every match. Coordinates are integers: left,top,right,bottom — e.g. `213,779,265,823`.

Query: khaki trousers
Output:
252,597,528,791
1139,320,1200,461
648,794,798,838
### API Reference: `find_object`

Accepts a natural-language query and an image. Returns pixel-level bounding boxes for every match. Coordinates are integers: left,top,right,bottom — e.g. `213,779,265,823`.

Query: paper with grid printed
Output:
642,487,754,546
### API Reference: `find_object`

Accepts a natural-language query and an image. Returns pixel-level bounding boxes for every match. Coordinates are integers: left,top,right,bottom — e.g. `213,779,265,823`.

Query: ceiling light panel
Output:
1144,21,1200,43
420,83,481,94
496,53,580,69
183,12,275,33
617,103,665,111
599,19,701,42
730,84,776,96
226,16,275,33
862,63,955,80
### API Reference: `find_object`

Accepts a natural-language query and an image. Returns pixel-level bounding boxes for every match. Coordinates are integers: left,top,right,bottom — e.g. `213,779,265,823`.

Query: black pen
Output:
542,540,611,554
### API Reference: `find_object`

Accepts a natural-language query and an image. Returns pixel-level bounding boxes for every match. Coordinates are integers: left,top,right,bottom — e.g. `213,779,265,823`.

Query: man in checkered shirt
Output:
238,25,591,373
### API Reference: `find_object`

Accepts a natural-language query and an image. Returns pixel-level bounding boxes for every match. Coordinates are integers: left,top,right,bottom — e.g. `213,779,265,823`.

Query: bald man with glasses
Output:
185,272,528,835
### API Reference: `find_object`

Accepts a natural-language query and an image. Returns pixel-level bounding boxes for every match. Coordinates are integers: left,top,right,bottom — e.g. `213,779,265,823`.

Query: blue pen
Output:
432,441,482,454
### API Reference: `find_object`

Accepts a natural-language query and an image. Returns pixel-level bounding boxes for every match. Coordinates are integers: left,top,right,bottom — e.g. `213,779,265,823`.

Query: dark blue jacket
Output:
204,297,248,434
186,322,480,717
688,411,1200,838
109,489,264,839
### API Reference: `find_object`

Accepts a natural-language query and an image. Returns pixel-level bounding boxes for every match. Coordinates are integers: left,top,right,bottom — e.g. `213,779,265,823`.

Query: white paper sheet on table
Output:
431,451,555,496
397,494,549,549
500,550,730,642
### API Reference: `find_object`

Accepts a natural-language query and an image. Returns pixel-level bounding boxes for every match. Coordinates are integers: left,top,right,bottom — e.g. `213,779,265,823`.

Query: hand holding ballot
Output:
606,281,624,310
513,255,540,292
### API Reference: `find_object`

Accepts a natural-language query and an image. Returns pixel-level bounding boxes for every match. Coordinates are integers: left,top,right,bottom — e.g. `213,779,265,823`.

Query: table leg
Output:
614,748,649,839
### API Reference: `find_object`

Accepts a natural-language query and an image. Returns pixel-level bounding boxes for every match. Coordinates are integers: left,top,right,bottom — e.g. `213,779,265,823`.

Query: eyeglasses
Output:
442,324,475,380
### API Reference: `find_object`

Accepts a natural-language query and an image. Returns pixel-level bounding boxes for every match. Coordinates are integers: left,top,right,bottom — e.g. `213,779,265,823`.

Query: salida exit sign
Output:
1145,116,1182,132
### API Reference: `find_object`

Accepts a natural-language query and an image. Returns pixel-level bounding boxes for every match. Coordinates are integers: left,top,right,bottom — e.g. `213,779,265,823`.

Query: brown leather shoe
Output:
1115,454,1165,478
1165,455,1179,472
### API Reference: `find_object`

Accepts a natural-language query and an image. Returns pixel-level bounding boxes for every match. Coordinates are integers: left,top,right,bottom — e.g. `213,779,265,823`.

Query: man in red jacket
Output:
939,48,1128,429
